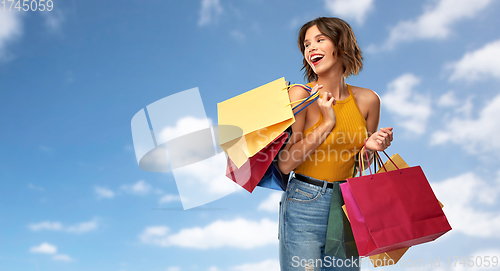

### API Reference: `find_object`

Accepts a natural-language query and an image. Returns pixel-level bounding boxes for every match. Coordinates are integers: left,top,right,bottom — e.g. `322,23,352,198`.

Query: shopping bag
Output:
255,84,319,191
342,150,451,257
256,127,292,191
341,152,409,266
226,131,288,193
223,82,319,191
218,78,293,168
218,79,320,168
324,151,363,259
257,161,288,191
366,154,444,267
342,204,409,266
324,181,358,258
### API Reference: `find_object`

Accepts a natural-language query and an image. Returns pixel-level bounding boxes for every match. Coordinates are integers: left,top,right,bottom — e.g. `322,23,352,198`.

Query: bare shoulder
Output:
288,85,311,101
288,85,312,114
350,85,380,107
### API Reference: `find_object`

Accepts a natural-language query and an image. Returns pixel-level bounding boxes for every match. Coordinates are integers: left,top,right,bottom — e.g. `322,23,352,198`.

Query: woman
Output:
277,17,393,271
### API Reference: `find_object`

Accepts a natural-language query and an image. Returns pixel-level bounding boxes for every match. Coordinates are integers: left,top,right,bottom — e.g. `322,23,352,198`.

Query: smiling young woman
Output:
277,17,394,271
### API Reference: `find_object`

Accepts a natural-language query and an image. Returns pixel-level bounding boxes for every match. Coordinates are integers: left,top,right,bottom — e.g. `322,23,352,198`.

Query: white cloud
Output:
198,0,223,26
28,221,63,231
166,267,181,271
431,94,500,155
430,172,500,238
454,97,474,118
437,91,459,107
157,116,211,144
29,243,74,262
65,219,98,234
30,243,57,254
171,151,240,209
229,259,280,271
375,0,493,51
258,192,282,213
381,74,432,135
121,180,152,196
28,219,98,234
207,267,221,271
52,254,73,262
0,10,24,61
94,186,115,199
173,153,237,196
41,10,65,33
139,218,277,249
159,194,181,204
324,0,374,25
447,39,500,82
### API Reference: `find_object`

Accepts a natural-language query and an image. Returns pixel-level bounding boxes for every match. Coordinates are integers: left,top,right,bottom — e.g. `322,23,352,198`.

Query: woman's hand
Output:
365,127,393,151
314,84,336,128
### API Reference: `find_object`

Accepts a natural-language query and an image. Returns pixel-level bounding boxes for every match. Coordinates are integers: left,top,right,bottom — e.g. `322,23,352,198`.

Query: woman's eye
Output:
305,44,310,48
318,39,324,42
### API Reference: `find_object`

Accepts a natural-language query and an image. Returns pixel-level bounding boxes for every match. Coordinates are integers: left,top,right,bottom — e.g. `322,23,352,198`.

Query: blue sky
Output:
1,0,500,270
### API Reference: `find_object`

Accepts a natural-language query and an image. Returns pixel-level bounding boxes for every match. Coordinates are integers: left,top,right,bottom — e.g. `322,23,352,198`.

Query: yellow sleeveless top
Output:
294,84,368,182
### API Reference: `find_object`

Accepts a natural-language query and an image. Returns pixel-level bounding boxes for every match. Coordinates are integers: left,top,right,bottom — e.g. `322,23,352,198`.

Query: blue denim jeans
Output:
279,173,361,271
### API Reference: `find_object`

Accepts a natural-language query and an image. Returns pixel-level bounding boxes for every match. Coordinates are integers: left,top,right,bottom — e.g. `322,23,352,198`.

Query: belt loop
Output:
321,180,327,194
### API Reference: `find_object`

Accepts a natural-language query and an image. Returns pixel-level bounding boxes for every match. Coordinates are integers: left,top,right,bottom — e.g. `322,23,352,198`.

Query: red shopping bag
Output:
342,150,451,256
226,131,288,193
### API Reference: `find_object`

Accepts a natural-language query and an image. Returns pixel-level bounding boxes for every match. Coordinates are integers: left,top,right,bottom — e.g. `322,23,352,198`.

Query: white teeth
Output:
310,55,323,62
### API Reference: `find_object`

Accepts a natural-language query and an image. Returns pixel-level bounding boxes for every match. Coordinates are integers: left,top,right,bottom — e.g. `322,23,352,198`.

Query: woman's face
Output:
303,25,341,77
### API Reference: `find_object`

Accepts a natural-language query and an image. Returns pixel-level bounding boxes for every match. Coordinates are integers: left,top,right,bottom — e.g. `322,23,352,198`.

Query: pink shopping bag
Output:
341,150,451,256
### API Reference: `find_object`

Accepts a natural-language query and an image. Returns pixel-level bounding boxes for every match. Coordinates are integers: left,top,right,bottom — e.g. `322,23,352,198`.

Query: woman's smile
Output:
310,54,324,65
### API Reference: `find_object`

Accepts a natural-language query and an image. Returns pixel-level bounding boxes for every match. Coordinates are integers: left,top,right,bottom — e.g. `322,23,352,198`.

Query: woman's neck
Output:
315,72,348,100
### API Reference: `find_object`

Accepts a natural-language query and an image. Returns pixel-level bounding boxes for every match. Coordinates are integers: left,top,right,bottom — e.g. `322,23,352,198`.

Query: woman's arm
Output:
278,84,336,175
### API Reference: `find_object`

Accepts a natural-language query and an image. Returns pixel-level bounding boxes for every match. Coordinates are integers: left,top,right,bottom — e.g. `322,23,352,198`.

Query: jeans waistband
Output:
294,173,335,189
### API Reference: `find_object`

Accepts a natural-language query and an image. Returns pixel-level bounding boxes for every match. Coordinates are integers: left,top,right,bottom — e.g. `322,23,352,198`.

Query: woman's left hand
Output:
365,127,393,151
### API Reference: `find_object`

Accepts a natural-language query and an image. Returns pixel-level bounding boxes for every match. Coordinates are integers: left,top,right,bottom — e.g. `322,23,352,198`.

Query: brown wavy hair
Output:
298,17,363,82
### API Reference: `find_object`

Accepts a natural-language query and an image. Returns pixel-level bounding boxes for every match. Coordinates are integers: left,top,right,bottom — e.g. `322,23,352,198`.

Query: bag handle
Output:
283,83,320,116
373,149,382,173
357,143,384,178
381,150,402,174
362,140,373,179
358,146,363,176
375,150,385,172
292,94,319,115
361,139,402,176
358,139,401,179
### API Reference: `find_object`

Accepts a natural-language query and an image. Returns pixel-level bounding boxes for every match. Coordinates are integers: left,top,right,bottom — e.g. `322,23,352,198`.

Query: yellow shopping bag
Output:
217,78,295,168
